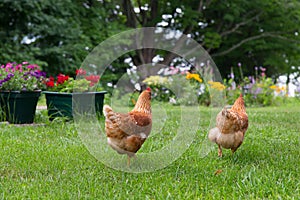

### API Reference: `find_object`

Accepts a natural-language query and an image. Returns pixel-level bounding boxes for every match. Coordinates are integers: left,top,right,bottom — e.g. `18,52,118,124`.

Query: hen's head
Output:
132,87,151,113
142,87,151,100
231,94,246,113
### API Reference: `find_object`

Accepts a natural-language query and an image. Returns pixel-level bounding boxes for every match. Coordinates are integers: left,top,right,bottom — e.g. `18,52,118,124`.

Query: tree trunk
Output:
286,72,290,96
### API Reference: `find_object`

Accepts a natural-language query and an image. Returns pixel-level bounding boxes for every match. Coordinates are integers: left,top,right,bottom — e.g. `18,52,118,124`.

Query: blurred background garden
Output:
1,0,300,106
1,1,300,199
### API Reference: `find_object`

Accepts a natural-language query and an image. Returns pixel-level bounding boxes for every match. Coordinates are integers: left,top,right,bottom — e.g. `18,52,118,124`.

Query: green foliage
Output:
212,0,300,77
0,0,125,76
110,89,140,107
172,74,201,106
143,75,173,102
204,32,222,49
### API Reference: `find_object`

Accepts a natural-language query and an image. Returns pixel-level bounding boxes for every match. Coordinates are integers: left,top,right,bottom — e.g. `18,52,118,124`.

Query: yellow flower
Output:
186,72,203,83
193,74,203,83
270,85,286,93
279,86,286,91
207,81,226,91
186,72,193,79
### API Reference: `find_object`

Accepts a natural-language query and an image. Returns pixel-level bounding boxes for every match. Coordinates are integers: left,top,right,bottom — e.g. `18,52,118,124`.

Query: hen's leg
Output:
218,145,222,157
127,155,131,167
231,148,236,156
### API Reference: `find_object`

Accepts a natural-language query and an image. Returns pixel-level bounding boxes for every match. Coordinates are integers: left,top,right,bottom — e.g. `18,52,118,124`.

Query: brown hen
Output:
103,88,152,166
208,94,248,157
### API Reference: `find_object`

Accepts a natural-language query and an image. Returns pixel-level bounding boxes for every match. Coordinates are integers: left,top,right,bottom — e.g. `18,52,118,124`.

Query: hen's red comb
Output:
146,87,151,91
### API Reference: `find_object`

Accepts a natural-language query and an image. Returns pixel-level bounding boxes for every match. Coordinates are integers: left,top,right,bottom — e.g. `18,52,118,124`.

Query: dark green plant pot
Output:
0,94,6,121
43,91,107,120
0,91,41,124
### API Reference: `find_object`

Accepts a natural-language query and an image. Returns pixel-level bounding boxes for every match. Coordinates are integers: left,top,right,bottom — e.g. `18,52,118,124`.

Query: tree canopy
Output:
0,0,123,76
1,0,299,82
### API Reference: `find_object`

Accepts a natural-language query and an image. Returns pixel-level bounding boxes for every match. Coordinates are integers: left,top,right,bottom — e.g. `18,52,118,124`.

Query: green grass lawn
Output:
0,104,299,199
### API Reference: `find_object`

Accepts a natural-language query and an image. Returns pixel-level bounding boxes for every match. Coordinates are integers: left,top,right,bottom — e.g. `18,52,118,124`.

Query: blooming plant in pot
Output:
0,62,46,123
45,69,100,93
44,68,106,120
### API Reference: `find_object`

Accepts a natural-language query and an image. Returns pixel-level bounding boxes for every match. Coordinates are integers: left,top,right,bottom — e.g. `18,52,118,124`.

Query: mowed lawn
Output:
0,104,299,199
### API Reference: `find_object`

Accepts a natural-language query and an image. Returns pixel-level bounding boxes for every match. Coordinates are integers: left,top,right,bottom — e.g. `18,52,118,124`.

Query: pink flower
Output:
260,66,266,72
15,64,23,71
76,68,86,75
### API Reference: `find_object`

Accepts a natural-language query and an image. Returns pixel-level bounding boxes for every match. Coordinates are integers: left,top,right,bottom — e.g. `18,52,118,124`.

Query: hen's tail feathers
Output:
208,127,220,143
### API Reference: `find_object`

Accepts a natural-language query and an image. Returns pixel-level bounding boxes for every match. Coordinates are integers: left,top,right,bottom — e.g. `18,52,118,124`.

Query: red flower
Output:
46,81,54,87
85,75,100,84
57,74,69,84
76,68,86,75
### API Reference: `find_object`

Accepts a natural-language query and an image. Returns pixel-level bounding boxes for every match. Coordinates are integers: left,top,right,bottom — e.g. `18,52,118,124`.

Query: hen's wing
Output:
103,105,152,140
216,108,248,134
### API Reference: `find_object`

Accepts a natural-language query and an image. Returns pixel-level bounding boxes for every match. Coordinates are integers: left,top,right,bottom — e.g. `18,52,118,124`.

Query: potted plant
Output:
44,68,106,120
0,62,46,124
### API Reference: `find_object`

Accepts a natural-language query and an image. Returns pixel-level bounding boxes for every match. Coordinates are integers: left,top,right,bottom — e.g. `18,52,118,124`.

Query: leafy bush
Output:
224,65,287,106
141,65,289,107
143,75,174,102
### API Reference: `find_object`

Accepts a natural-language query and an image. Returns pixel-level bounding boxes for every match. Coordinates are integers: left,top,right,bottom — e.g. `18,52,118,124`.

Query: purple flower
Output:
37,71,46,77
22,71,30,76
238,62,242,67
249,76,255,84
255,66,258,71
0,73,14,84
230,72,234,79
31,71,43,78
243,84,252,90
27,64,38,70
254,87,262,95
7,73,14,79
